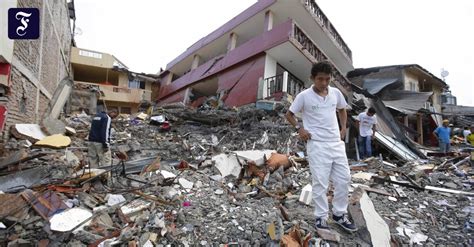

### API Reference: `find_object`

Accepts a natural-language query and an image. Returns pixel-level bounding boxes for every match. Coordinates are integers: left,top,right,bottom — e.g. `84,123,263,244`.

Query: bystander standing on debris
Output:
355,107,377,159
433,119,452,153
467,126,474,145
467,126,474,162
463,126,471,144
285,61,357,232
87,105,118,167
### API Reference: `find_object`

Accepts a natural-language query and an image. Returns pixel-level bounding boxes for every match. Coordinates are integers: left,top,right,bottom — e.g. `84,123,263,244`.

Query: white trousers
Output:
307,140,350,219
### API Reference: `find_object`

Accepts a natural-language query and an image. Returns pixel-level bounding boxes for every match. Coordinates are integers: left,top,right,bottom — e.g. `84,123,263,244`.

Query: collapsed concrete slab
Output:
233,150,275,166
49,207,92,232
299,184,312,205
352,172,375,181
0,166,51,192
46,78,74,120
41,117,66,135
348,187,391,247
178,178,194,191
35,134,71,148
316,228,341,243
11,124,47,142
120,199,152,221
212,153,241,178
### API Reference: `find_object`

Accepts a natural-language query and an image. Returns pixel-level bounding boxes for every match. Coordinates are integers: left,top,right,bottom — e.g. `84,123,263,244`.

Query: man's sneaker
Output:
332,214,358,232
315,217,329,230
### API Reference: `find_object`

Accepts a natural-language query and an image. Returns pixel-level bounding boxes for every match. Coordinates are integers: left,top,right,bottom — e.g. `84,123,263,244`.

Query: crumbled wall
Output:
1,0,72,139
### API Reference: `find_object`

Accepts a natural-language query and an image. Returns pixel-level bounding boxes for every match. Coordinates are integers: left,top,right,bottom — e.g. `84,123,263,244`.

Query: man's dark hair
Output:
311,61,333,77
96,104,105,113
368,107,376,114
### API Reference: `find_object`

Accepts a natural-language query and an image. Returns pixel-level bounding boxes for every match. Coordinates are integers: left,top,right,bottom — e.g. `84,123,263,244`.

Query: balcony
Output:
290,22,351,93
302,0,352,61
75,81,151,104
264,71,305,98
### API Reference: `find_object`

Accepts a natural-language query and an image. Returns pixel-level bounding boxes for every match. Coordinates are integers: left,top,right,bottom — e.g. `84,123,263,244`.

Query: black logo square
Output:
8,8,40,40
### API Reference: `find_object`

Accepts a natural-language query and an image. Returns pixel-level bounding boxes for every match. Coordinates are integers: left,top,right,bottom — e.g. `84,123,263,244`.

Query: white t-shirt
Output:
463,130,471,142
356,112,377,137
289,86,348,142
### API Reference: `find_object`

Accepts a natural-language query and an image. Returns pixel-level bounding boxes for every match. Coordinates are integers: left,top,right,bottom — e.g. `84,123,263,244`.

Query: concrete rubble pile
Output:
0,104,472,246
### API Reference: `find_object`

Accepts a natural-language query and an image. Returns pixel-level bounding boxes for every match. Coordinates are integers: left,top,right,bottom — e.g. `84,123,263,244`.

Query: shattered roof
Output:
347,64,448,88
383,90,433,115
442,105,474,116
362,78,399,95
454,115,474,127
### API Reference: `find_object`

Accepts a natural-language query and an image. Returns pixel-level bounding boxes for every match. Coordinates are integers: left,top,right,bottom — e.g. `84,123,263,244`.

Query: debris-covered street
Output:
0,104,472,246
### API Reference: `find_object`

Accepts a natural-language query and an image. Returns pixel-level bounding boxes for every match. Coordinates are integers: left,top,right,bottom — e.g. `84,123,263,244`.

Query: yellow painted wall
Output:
118,73,129,88
118,73,153,91
105,101,139,114
145,81,152,91
75,81,151,104
71,47,115,68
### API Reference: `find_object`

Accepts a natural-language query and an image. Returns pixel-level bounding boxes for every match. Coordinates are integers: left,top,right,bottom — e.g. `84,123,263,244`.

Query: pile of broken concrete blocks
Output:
0,106,472,246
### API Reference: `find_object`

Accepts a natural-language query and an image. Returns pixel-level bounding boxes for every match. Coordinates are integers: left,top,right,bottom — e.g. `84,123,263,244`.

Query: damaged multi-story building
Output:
69,47,157,115
156,0,353,107
0,0,74,139
153,0,437,162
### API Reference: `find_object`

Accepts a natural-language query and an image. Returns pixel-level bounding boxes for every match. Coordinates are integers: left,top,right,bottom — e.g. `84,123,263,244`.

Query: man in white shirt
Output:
463,127,471,144
355,107,377,159
285,62,357,232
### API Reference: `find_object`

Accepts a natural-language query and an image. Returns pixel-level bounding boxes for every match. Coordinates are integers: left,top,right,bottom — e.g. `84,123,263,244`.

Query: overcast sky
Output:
74,0,473,106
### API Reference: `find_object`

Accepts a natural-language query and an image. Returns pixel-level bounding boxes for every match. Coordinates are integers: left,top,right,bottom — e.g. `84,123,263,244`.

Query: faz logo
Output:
8,8,40,40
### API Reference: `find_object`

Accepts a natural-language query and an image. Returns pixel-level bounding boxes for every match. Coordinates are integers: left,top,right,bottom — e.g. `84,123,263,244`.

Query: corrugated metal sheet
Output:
375,132,419,161
362,78,399,95
383,90,433,115
443,105,474,116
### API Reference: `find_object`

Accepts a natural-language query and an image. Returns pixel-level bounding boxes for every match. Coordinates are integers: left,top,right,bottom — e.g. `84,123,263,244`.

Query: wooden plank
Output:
279,204,290,221
372,176,423,191
425,186,474,196
390,176,407,198
20,190,68,220
361,186,394,197
0,194,29,220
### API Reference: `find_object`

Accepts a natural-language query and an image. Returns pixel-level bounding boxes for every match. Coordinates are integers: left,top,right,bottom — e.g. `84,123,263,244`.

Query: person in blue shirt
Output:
433,119,452,153
88,106,118,167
